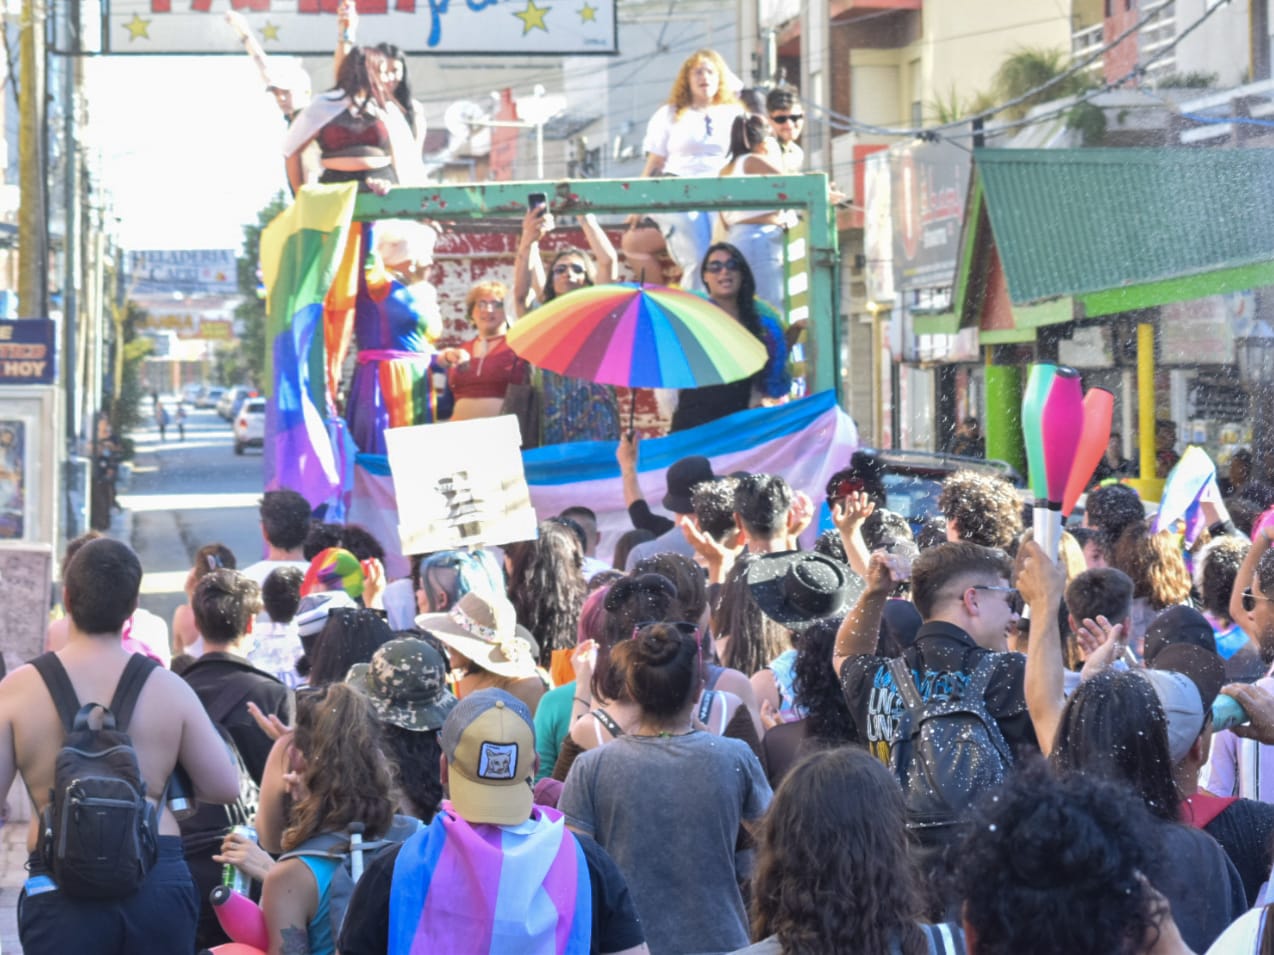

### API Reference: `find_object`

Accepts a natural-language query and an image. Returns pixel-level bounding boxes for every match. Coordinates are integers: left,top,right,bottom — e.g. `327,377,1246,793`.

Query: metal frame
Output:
353,173,842,400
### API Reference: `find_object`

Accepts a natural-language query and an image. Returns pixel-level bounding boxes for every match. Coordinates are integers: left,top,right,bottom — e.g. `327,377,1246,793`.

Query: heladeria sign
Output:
105,0,617,54
0,320,55,385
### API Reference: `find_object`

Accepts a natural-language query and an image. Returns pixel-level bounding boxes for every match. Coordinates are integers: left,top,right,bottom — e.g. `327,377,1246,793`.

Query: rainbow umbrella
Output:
506,282,768,389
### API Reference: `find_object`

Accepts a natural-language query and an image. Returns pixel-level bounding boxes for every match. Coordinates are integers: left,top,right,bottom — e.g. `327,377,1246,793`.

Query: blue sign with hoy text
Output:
0,319,55,385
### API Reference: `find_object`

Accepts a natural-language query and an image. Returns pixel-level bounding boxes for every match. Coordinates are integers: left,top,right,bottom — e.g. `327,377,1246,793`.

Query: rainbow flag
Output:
258,184,361,511
388,803,591,955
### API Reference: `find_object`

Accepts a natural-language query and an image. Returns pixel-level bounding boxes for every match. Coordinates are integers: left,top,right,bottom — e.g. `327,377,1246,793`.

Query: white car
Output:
234,398,266,455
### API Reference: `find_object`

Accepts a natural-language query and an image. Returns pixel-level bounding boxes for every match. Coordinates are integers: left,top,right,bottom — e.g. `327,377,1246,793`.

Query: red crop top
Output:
317,110,391,158
449,336,529,400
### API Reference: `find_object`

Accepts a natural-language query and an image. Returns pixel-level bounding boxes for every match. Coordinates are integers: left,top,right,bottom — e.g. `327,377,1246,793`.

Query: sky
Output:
84,56,296,253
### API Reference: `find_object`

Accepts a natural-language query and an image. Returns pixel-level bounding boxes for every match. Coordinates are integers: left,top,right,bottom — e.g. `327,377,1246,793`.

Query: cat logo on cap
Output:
478,742,518,780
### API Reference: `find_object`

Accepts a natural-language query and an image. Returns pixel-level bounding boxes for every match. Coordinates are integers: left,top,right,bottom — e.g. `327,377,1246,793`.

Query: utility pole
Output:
18,0,47,320
62,0,80,449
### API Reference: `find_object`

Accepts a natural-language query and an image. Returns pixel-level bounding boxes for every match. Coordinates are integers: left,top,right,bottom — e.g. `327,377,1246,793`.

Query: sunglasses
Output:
474,300,504,312
971,584,1020,606
703,259,742,274
771,113,804,124
552,262,588,277
1242,589,1274,613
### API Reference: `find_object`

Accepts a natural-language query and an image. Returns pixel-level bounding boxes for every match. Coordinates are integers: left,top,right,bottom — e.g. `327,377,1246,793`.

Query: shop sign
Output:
1159,292,1252,365
0,319,55,385
129,250,237,296
890,140,971,292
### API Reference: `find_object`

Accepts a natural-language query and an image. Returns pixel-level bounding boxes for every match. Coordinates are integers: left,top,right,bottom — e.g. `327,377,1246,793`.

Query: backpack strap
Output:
961,654,1001,703
31,653,81,733
204,679,253,727
109,654,159,733
697,689,717,725
887,657,925,715
279,831,351,863
591,709,623,739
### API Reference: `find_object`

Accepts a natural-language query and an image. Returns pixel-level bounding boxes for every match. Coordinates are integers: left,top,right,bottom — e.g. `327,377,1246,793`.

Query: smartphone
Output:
528,192,547,211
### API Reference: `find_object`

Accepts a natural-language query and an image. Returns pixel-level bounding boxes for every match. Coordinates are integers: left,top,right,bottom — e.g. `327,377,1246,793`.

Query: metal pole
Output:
18,0,47,319
536,121,544,179
62,0,79,451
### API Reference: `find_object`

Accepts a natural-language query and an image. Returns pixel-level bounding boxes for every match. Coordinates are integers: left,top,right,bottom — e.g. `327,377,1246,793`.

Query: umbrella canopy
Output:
505,282,768,389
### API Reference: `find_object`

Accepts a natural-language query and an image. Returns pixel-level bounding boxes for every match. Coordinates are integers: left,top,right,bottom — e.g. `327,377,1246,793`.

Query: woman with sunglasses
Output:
559,621,771,955
446,279,529,422
671,242,790,433
719,113,793,313
510,204,622,443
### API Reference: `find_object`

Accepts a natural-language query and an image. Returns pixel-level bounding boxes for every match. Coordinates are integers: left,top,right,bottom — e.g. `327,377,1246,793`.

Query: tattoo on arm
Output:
280,925,312,955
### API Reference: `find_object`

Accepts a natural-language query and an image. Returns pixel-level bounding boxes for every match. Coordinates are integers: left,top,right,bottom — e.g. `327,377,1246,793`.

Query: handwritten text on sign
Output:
106,0,617,54
0,321,55,385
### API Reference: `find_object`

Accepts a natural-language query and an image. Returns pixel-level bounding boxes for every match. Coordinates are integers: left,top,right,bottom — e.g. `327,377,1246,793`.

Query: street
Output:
123,401,268,630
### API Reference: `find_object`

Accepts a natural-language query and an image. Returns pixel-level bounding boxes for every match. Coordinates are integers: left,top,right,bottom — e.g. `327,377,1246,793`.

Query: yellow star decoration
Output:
514,0,550,34
578,2,596,22
261,21,281,41
123,13,150,40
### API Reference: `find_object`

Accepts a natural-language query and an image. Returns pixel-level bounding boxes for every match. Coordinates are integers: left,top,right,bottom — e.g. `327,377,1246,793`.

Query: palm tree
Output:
992,47,1093,120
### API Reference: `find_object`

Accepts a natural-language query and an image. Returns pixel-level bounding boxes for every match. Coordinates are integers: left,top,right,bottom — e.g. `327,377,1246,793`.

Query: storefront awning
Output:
954,147,1274,323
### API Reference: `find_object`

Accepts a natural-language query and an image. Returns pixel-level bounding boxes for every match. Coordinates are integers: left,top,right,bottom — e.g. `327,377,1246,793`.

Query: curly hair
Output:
954,759,1162,955
283,683,396,851
1110,519,1191,610
812,529,847,563
1085,483,1146,554
464,280,508,321
259,489,313,552
1194,535,1248,621
1050,669,1180,821
938,470,1022,550
380,723,442,822
751,747,928,955
667,49,739,114
791,617,854,744
505,521,586,669
713,554,792,677
303,522,344,562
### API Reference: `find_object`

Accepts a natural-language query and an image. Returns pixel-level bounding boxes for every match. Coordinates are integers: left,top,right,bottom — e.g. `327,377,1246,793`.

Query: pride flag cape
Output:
259,184,361,511
388,803,591,955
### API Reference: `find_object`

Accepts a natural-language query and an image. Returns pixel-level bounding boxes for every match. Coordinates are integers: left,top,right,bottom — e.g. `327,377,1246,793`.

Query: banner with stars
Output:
105,0,616,54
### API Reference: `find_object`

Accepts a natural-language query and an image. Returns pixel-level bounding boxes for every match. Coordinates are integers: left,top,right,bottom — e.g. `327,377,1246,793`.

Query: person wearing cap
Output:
618,448,716,570
338,688,649,955
417,590,546,715
347,637,456,821
835,541,1035,768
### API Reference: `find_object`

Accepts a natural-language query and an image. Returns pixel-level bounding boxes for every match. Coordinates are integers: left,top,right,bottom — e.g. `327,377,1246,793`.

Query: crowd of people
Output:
16,452,1274,954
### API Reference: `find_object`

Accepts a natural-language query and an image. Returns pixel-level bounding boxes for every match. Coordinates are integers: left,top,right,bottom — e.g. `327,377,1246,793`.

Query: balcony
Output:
1071,0,1177,78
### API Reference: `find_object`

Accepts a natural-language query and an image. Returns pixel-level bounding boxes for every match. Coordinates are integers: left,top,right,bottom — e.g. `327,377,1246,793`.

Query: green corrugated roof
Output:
973,148,1274,306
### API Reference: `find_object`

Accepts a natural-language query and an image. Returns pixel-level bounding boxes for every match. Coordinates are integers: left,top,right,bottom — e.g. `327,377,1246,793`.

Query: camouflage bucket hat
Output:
346,637,457,732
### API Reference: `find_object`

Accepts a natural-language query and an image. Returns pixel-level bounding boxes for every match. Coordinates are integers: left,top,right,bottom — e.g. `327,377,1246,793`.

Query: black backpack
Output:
887,654,1013,851
31,652,167,899
180,681,262,851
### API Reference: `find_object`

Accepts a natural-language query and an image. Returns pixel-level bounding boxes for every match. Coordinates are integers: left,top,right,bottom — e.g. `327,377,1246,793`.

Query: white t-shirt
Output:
643,103,743,178
240,558,309,586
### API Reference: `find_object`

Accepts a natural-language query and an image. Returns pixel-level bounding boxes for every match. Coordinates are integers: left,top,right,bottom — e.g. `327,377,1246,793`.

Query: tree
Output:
224,192,288,387
992,47,1094,121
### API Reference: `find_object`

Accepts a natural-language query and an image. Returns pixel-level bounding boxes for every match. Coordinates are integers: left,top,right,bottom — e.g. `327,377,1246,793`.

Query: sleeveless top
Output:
317,109,391,158
297,855,341,955
720,155,779,226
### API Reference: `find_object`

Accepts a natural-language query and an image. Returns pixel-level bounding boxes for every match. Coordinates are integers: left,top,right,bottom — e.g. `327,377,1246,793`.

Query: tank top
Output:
296,855,341,955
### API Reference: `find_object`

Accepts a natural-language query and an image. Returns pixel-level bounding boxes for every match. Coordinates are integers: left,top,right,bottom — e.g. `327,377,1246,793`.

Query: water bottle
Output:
1212,693,1249,732
167,763,196,820
221,824,258,896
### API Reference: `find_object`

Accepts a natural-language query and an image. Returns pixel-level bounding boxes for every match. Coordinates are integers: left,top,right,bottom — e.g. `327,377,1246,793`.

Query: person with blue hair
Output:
381,549,504,631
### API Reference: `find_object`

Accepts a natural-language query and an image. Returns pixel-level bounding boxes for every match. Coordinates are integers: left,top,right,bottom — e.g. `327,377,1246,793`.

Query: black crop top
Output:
317,110,391,159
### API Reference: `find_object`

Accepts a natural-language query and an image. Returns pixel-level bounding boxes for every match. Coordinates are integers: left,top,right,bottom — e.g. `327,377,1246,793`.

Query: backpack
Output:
279,814,422,941
31,652,166,899
179,680,262,853
887,654,1013,851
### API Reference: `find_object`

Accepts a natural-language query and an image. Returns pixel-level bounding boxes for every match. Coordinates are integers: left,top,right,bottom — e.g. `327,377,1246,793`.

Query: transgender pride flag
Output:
387,804,591,955
524,390,860,563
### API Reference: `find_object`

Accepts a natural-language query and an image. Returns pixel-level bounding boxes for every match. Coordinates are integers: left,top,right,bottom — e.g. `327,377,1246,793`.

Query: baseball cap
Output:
1139,643,1225,764
662,456,715,515
346,637,456,732
1143,605,1217,665
438,688,536,825
294,590,357,638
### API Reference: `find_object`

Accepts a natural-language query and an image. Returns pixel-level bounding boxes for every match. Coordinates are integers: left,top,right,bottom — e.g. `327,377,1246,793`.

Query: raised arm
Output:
225,11,271,88
513,206,551,318
333,0,356,82
1019,539,1068,756
579,213,618,284
1230,524,1272,634
831,491,876,579
832,553,897,677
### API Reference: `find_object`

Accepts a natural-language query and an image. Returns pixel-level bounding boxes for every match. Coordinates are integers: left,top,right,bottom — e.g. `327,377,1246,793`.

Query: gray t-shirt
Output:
559,730,772,955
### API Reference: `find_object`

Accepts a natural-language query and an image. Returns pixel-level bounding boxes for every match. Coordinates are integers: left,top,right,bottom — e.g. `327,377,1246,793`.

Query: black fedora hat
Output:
662,456,715,514
745,550,852,630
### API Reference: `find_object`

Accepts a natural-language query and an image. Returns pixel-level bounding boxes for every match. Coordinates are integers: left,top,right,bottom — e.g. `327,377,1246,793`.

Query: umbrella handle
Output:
628,391,636,441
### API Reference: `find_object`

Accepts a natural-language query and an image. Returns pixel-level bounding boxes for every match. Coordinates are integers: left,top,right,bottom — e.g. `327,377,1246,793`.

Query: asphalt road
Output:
121,401,268,628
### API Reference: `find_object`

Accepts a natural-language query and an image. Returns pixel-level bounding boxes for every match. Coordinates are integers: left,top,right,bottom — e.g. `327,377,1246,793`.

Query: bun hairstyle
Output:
728,113,772,162
594,573,679,702
611,623,702,721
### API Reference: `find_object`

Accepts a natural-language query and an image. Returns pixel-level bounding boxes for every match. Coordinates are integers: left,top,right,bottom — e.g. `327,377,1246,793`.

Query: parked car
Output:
217,385,248,420
234,398,266,455
198,386,225,410
182,384,204,405
832,447,1026,533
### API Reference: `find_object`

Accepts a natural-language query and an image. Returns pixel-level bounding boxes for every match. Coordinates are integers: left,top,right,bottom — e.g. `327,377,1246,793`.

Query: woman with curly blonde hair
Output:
746,746,963,954
260,683,396,955
623,48,744,291
1111,517,1193,653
